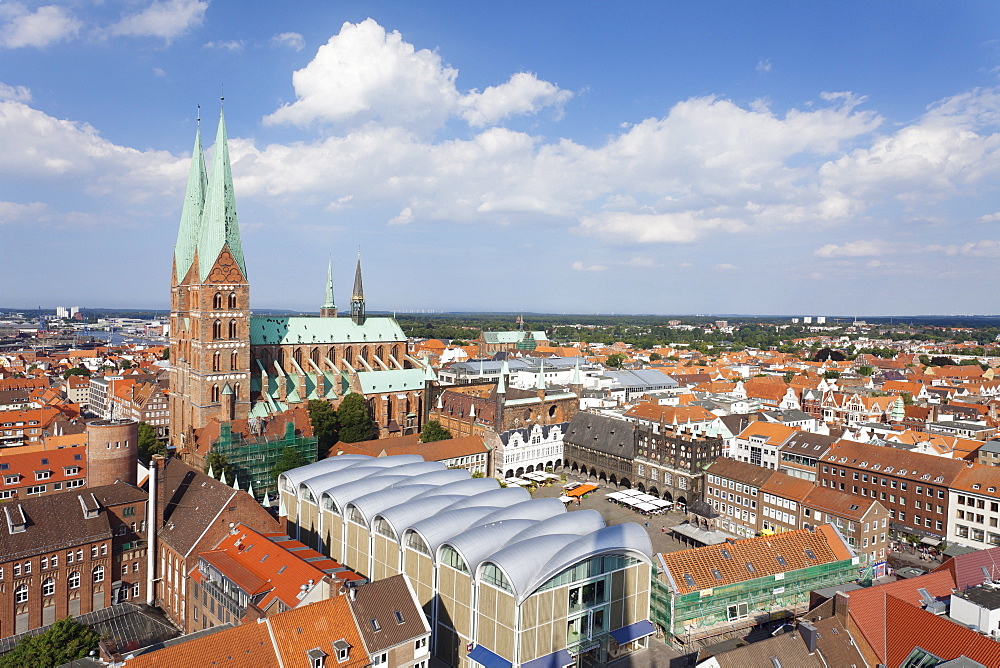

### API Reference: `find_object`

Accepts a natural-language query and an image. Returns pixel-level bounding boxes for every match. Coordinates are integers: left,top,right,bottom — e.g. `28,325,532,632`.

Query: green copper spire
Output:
198,107,247,282
323,259,335,309
174,120,207,281
536,359,546,391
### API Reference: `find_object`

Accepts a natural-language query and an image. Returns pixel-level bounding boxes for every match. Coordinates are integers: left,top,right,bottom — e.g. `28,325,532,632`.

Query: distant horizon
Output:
5,306,1000,322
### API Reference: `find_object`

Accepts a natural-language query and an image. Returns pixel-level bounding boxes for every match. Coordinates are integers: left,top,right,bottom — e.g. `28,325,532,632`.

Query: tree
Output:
63,367,91,380
337,393,376,443
0,616,99,668
307,399,339,457
930,356,956,367
813,348,846,362
902,392,914,405
204,452,234,482
783,371,795,383
120,359,132,370
162,347,170,360
420,420,453,443
823,370,841,379
137,422,166,462
605,352,626,368
648,352,662,362
271,446,308,481
857,365,875,376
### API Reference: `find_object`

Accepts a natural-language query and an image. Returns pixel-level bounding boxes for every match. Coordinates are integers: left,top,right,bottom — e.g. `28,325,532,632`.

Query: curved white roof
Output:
408,501,525,556
477,497,565,524
444,487,529,511
438,520,538,572
483,523,653,603
279,454,372,489
320,463,441,511
298,464,397,503
347,485,445,525
373,495,474,540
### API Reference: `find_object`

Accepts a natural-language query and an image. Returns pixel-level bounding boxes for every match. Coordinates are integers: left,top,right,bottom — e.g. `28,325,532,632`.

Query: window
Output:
373,654,388,666
41,556,48,570
727,602,749,621
51,555,57,568
13,563,21,577
68,571,80,589
228,292,237,309
370,618,381,632
14,585,27,604
24,561,31,574
213,292,223,309
94,565,104,583
42,578,55,596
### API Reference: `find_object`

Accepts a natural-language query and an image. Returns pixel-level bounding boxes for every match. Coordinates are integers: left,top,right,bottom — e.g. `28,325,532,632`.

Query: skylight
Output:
711,569,722,581
776,556,787,567
683,573,696,588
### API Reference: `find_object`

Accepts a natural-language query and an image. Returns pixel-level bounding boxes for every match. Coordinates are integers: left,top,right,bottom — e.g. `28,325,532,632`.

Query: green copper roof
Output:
249,315,405,346
198,108,247,282
174,125,207,280
356,368,426,394
323,259,336,309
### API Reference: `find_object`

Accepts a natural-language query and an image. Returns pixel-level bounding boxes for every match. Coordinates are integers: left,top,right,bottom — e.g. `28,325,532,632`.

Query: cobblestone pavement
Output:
527,470,695,557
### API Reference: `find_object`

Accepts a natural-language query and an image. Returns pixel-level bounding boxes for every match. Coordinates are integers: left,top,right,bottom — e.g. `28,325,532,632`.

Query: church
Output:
168,107,433,458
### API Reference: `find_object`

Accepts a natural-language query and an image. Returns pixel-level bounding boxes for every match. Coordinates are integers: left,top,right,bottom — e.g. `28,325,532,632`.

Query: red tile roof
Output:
933,545,1000,590
884,593,1000,668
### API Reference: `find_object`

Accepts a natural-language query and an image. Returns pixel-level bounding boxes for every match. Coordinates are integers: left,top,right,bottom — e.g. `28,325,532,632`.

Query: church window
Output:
311,348,320,367
345,348,353,365
277,349,285,370
212,352,221,372
211,385,220,403
228,292,237,309
212,320,222,340
213,293,222,309
294,348,303,367
228,319,237,339
376,346,384,362
234,384,240,399
361,346,370,363
231,351,238,370
259,349,270,369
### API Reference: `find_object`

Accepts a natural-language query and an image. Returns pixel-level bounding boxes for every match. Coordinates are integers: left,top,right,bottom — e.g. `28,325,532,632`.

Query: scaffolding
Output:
210,421,318,499
651,557,859,646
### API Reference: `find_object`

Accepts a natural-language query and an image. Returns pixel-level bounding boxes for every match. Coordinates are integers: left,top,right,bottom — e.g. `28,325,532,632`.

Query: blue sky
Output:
2,1,999,316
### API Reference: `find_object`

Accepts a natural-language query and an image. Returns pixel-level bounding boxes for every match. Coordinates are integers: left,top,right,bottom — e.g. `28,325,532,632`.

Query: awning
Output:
522,649,574,668
610,620,656,645
565,484,597,497
920,537,942,546
468,645,512,668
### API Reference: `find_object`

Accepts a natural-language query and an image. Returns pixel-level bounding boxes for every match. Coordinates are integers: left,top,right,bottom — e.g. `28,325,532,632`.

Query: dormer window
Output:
306,648,326,668
370,618,381,632
332,640,351,663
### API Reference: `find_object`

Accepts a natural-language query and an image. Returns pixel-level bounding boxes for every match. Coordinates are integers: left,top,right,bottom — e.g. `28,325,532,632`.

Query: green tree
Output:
337,393,376,443
204,452,235,482
0,616,100,668
605,352,626,368
420,420,453,443
63,367,91,380
271,446,309,481
162,347,170,360
137,422,166,462
857,365,875,376
901,392,914,406
783,371,795,383
307,399,339,457
120,359,132,370
823,370,841,379
648,352,662,361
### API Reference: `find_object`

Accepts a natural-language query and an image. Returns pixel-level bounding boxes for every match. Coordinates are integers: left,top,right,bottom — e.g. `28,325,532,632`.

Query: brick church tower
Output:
168,107,251,453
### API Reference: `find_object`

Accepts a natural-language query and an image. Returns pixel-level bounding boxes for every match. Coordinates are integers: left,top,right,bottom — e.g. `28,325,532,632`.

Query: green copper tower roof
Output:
174,123,207,281
198,107,247,282
323,259,336,309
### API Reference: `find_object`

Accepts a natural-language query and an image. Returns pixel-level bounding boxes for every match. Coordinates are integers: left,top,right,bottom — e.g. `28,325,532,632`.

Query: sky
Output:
1,1,1000,317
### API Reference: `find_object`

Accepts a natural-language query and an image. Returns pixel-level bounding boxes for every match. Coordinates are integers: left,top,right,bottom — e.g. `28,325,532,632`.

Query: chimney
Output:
146,460,157,606
799,621,818,653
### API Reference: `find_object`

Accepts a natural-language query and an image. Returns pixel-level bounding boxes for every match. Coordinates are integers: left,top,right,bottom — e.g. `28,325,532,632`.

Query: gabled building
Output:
652,525,858,648
332,433,491,476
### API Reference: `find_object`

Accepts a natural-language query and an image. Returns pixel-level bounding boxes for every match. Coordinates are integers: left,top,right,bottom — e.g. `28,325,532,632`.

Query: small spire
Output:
536,359,547,391
207,463,214,479
497,360,507,394
246,478,255,501
351,250,365,325
219,469,228,486
321,257,337,316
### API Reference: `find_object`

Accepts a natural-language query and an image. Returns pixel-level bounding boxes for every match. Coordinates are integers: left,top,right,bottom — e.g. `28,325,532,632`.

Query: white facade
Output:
950,587,1000,637
947,487,1000,549
496,422,567,478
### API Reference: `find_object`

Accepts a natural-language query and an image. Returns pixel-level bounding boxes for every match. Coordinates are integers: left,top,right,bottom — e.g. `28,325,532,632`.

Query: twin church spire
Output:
173,108,247,284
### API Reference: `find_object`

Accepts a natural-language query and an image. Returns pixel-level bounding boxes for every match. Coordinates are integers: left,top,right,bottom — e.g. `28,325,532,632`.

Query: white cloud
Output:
813,239,886,258
0,201,46,224
979,211,1000,222
110,0,207,41
203,40,243,52
715,263,739,271
926,240,1000,257
264,19,570,133
0,4,81,49
264,19,460,131
756,58,772,73
153,67,167,78
460,72,572,127
270,32,304,51
571,261,607,272
623,256,658,267
388,206,414,226
0,82,31,103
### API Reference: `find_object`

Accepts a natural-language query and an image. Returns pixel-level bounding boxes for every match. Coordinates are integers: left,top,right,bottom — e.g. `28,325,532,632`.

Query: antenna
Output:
197,104,201,125
220,84,224,103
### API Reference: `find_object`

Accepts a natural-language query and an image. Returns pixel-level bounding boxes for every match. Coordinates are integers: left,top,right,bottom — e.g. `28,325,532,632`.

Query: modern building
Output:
946,463,1000,549
279,455,655,667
